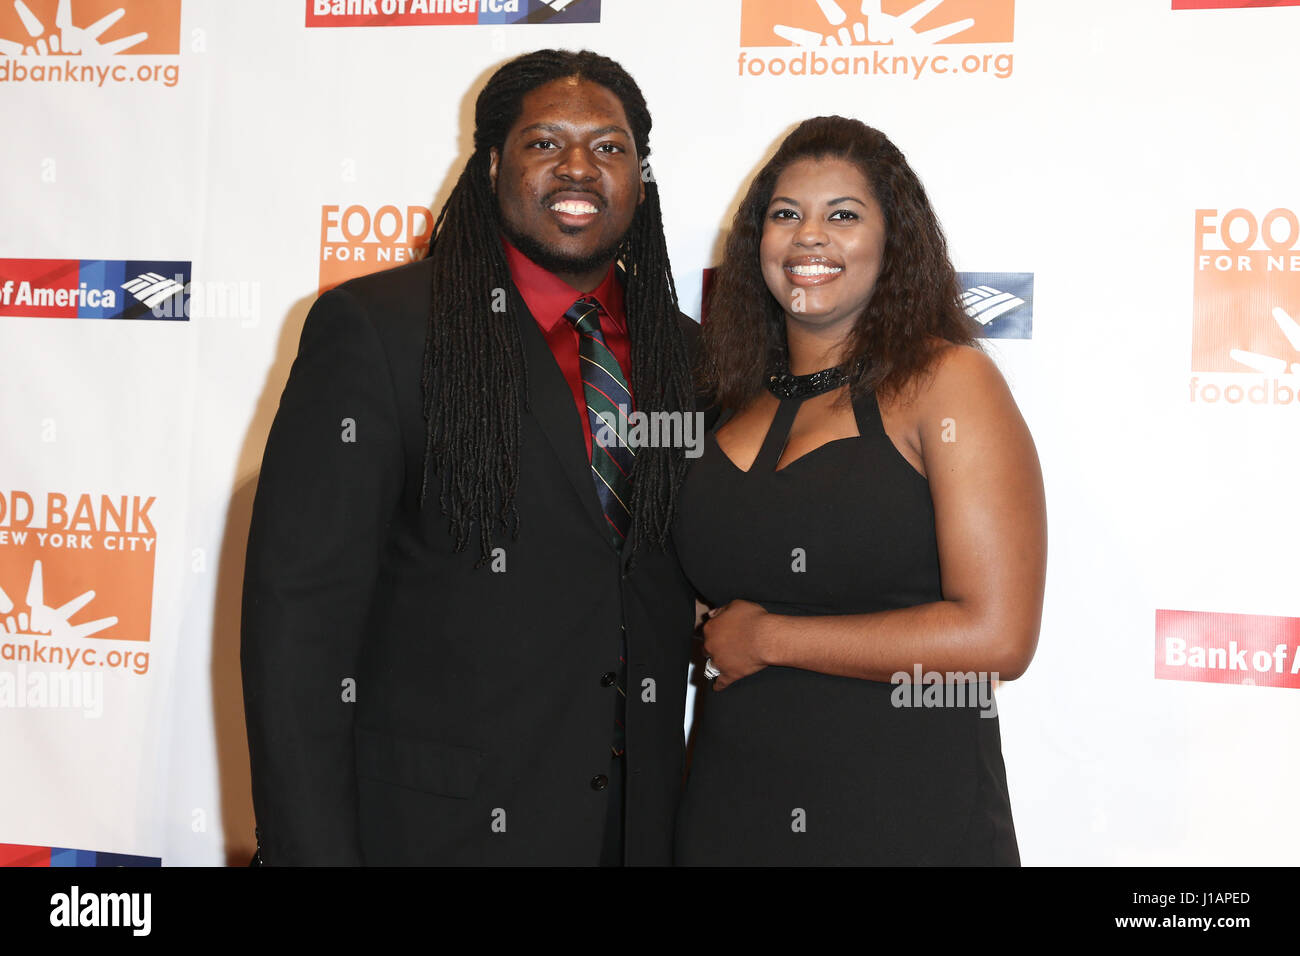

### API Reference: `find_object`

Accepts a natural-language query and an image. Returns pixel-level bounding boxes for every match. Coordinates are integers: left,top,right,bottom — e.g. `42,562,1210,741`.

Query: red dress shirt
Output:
502,236,633,461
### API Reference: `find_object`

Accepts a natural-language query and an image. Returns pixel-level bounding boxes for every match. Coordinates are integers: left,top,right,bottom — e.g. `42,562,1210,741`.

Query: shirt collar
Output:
501,234,625,334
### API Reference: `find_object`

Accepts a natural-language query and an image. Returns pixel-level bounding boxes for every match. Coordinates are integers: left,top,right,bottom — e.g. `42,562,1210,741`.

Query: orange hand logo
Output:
0,0,147,56
741,0,1014,48
1230,306,1300,375
0,559,118,639
773,0,975,47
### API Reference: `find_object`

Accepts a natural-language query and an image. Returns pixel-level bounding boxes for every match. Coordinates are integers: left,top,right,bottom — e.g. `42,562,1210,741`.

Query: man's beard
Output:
501,215,631,279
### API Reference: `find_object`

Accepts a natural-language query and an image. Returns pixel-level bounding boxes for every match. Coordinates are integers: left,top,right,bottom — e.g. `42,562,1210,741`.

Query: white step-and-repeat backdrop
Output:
2,0,1298,866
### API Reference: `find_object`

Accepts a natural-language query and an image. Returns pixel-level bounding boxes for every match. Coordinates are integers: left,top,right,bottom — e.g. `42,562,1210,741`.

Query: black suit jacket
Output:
240,257,699,865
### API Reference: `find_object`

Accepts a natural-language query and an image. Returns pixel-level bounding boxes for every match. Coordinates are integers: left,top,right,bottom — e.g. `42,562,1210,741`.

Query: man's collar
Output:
501,234,625,333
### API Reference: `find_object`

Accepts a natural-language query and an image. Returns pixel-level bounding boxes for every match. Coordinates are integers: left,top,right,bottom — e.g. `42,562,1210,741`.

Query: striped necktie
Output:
564,296,635,549
564,295,633,757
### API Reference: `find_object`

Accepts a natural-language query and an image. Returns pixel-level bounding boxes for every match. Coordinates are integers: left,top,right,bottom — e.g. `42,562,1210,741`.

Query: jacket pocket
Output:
355,725,484,799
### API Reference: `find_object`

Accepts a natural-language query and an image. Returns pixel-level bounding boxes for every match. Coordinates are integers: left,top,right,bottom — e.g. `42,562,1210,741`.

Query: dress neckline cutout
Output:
715,391,863,475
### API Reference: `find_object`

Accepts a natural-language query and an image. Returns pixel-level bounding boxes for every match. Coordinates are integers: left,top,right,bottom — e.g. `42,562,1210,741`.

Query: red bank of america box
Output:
1155,609,1300,689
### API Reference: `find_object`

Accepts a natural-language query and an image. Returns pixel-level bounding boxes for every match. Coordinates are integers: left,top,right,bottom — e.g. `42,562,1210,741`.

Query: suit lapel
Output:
512,288,610,541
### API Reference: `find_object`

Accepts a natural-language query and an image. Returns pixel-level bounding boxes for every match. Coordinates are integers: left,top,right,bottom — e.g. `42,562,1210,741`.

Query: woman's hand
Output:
701,599,771,690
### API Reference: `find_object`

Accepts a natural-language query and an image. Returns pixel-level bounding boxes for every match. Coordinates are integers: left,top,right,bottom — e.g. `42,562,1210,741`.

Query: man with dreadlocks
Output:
241,50,699,866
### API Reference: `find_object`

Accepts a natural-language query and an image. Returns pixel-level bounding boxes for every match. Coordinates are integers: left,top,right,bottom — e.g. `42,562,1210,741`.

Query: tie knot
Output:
564,296,603,335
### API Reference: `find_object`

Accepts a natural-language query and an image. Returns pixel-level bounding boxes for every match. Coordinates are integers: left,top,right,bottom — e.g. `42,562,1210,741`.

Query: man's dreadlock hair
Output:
420,49,692,565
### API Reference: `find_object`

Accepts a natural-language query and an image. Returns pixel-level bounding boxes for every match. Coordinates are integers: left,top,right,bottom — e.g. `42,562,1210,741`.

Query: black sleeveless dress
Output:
673,389,1019,865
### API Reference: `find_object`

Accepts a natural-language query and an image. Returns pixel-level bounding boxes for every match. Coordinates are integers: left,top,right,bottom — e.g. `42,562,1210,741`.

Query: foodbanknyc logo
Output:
319,203,433,293
1188,207,1300,406
0,258,190,320
305,0,600,28
0,0,182,88
0,491,155,677
738,0,1015,80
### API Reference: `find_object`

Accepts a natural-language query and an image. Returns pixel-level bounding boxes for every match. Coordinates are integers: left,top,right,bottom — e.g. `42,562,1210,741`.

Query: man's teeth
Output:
787,264,842,276
551,200,598,215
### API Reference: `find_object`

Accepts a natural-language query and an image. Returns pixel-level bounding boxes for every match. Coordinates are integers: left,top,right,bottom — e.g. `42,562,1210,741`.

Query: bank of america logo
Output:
1172,1,1300,9
958,271,1032,339
963,285,1022,322
121,271,184,309
0,843,160,866
304,0,600,27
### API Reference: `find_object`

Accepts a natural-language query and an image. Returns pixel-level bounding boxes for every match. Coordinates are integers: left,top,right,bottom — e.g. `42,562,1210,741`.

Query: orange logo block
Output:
1191,208,1300,376
0,0,181,56
740,0,1014,47
0,491,156,644
318,203,434,294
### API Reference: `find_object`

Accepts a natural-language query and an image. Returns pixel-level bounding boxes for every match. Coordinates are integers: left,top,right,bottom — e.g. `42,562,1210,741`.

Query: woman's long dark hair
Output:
420,49,691,564
700,116,976,410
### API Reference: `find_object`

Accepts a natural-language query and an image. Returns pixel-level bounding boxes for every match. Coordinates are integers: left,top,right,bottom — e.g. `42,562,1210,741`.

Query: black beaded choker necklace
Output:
766,364,850,400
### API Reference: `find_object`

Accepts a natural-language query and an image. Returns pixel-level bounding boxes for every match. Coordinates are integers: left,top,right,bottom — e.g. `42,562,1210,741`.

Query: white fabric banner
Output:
1,0,1296,866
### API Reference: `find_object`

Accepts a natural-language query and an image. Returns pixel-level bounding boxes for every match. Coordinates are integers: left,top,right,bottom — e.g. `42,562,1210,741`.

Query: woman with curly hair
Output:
674,116,1047,865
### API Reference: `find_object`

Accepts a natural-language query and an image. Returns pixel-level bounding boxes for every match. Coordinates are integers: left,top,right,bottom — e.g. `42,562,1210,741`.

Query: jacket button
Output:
600,671,617,687
591,774,608,791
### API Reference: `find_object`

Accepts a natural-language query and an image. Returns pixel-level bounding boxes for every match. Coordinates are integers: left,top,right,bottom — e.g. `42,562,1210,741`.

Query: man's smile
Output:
546,189,604,226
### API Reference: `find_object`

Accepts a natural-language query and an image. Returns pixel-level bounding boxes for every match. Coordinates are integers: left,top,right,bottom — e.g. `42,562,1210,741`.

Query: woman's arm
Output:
703,345,1047,689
